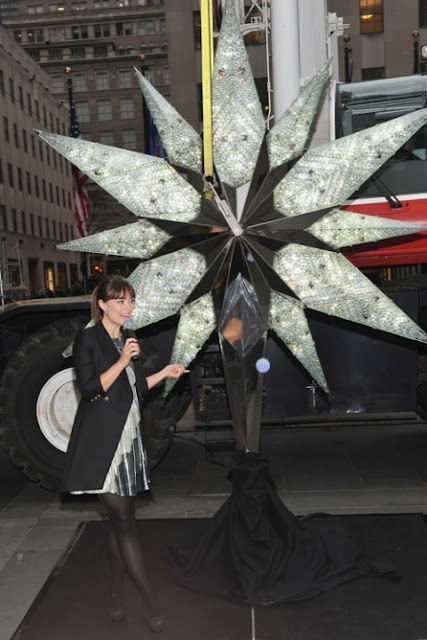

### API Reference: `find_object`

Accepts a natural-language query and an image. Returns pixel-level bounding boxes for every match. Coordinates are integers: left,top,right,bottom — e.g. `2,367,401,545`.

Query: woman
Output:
62,275,188,633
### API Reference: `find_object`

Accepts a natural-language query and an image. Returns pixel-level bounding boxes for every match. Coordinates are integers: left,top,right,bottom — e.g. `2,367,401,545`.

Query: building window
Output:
27,172,31,194
360,0,383,34
23,130,28,153
59,222,63,241
38,215,42,236
35,101,40,121
35,176,39,197
138,20,155,35
21,211,27,235
29,50,41,61
43,106,47,127
72,24,88,39
39,140,44,161
30,213,34,235
27,27,43,42
162,65,170,84
193,11,201,49
118,70,131,88
9,78,15,103
7,163,13,187
48,48,63,61
31,135,36,157
17,168,22,191
143,67,154,82
116,22,132,36
3,117,9,143
71,47,85,58
49,182,54,203
27,94,32,115
13,123,19,148
72,1,87,9
0,70,4,95
45,218,50,238
0,205,6,230
49,26,66,41
14,30,22,43
421,0,427,28
94,45,108,57
95,71,109,89
94,23,110,38
160,18,166,32
36,5,43,12
120,98,135,120
73,72,87,91
94,0,110,7
18,86,24,110
56,186,60,205
98,99,112,121
42,179,47,200
116,0,129,6
51,74,64,93
122,129,137,150
12,209,17,233
46,147,50,166
76,101,90,123
99,131,114,145
50,3,65,10
361,66,385,80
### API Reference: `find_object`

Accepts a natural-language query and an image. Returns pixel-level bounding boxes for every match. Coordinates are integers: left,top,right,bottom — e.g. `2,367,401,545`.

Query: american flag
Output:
68,77,89,238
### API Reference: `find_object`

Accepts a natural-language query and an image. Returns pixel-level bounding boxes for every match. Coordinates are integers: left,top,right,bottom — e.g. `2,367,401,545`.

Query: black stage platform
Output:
11,515,427,639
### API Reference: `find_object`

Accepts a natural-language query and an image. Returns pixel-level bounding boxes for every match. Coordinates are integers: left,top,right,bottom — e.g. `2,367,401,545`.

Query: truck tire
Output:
0,317,191,491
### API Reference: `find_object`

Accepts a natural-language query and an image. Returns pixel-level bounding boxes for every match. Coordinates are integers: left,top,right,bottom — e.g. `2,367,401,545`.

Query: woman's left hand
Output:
164,364,190,379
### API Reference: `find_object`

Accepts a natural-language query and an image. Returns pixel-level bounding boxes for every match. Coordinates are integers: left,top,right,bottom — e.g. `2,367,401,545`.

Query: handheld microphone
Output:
121,318,139,360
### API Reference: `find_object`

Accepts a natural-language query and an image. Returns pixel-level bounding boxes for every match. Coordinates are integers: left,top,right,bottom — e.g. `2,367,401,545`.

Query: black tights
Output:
100,493,159,617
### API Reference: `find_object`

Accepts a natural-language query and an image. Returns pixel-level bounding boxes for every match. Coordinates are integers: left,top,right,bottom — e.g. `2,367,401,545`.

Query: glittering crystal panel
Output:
219,274,267,356
135,69,203,174
308,208,425,249
274,109,427,216
267,62,330,170
164,293,216,395
268,291,328,391
58,221,171,258
38,132,201,223
212,0,265,187
128,248,207,329
274,244,427,342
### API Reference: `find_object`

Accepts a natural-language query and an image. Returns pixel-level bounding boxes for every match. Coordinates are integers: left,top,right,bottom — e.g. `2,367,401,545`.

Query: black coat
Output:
61,320,148,492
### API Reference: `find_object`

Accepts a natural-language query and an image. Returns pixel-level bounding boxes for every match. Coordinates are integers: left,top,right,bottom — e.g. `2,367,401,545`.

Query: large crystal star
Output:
39,0,427,423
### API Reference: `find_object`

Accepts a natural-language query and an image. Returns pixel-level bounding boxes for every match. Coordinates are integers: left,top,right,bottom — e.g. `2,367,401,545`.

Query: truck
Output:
1,0,427,490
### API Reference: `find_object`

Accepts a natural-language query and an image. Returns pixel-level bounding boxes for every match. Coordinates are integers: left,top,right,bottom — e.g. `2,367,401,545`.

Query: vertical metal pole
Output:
201,0,214,180
270,0,300,121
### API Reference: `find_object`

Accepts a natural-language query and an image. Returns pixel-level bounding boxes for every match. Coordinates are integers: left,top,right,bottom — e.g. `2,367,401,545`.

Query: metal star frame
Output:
40,0,427,452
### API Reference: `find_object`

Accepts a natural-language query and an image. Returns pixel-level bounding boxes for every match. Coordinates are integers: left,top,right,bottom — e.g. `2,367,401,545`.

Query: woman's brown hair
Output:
91,275,136,323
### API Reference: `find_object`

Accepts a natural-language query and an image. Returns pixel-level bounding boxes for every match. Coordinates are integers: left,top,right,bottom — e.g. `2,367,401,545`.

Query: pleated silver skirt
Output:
71,365,150,497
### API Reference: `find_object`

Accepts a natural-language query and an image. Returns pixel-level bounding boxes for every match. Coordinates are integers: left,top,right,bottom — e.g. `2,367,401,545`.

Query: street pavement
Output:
1,423,427,639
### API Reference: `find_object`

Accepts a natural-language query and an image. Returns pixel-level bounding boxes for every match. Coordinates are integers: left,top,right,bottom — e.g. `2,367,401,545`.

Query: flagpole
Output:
65,66,89,294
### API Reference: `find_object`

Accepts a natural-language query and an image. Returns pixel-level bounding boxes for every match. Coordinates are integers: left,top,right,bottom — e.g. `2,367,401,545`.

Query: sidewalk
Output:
1,423,427,639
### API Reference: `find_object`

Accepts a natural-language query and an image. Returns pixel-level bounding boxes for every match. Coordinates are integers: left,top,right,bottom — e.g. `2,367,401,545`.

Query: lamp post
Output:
343,34,353,83
413,29,420,74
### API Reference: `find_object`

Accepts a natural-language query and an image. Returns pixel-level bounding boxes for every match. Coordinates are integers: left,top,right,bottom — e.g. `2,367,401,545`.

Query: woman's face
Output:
99,292,135,333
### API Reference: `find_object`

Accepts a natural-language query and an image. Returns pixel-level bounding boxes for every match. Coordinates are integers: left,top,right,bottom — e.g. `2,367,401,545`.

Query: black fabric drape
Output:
169,451,398,605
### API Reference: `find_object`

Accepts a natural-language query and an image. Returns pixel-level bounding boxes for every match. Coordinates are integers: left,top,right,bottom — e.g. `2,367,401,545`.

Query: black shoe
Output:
108,592,125,623
145,613,166,633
